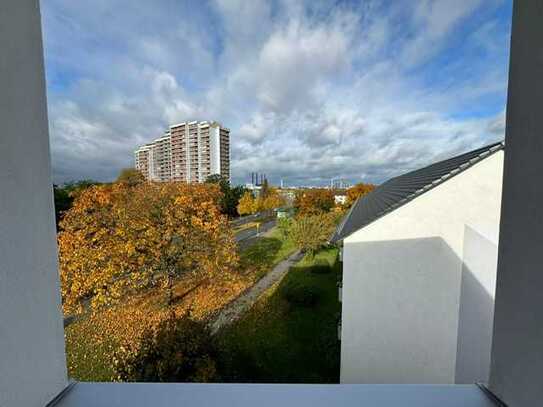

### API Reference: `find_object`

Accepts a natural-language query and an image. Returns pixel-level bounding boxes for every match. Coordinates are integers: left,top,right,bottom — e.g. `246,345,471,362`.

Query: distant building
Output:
134,144,153,180
135,121,230,183
330,178,351,189
334,194,347,205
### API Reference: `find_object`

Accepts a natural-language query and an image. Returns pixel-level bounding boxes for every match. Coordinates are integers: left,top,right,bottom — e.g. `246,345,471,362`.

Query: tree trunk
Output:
167,271,174,307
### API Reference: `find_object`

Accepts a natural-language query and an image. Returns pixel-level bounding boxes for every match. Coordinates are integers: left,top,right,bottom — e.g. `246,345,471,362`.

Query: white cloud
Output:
42,0,510,186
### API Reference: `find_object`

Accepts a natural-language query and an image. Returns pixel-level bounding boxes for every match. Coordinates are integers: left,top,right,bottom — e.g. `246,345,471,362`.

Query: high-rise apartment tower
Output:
135,121,230,183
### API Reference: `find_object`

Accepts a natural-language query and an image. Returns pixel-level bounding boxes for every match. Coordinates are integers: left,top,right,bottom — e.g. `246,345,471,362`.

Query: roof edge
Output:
330,141,504,243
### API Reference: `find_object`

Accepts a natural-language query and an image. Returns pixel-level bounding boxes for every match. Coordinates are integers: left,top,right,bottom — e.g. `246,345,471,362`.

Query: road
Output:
234,219,276,249
230,213,260,227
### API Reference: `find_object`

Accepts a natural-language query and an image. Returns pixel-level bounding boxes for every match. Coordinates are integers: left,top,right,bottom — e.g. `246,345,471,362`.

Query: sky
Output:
41,0,512,186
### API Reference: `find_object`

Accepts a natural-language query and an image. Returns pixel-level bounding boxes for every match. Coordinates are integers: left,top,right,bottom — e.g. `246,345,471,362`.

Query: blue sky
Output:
41,0,512,185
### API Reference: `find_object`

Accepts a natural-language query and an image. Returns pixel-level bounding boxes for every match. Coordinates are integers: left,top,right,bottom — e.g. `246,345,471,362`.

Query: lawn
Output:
239,227,297,279
216,246,342,383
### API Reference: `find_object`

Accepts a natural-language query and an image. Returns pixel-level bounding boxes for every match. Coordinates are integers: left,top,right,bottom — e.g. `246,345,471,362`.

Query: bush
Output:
114,314,218,382
282,280,321,307
310,260,331,274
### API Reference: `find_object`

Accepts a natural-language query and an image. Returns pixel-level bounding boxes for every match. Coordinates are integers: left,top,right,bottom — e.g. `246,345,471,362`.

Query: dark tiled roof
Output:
331,141,504,243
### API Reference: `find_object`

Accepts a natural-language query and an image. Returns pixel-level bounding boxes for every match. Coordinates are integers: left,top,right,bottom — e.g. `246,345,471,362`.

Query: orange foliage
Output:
345,182,376,207
65,256,261,380
294,189,335,215
58,181,239,314
262,187,285,211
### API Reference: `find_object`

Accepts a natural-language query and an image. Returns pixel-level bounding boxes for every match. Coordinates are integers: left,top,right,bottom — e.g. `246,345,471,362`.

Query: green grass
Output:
216,247,342,383
239,227,297,279
65,314,118,381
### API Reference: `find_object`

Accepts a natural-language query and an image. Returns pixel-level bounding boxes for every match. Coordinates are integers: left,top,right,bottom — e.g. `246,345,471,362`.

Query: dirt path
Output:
210,249,303,334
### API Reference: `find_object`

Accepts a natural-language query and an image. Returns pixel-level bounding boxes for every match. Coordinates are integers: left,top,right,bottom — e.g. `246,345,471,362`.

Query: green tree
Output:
206,174,247,218
53,180,101,229
53,185,72,227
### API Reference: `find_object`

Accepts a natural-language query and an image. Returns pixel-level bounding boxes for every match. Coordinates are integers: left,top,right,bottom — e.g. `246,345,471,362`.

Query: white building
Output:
135,121,230,183
334,194,347,205
332,142,504,385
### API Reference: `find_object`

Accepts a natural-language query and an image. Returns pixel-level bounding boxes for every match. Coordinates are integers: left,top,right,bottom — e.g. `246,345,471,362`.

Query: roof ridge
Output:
330,141,504,243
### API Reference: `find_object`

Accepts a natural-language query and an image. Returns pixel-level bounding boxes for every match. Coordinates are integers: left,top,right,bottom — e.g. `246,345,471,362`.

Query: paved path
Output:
210,249,303,334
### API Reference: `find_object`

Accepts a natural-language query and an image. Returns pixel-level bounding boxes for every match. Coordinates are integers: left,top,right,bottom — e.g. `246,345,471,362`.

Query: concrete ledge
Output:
55,383,497,407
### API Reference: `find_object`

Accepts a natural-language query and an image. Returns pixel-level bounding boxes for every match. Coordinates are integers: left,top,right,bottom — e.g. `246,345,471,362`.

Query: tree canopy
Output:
205,174,247,218
236,188,285,216
58,181,239,314
117,168,146,186
53,180,102,228
288,213,336,257
294,189,335,215
237,191,256,216
114,314,218,382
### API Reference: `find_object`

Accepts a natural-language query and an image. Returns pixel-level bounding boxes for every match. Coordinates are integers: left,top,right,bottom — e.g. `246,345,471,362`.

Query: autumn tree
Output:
294,189,335,215
58,182,239,314
237,191,256,216
262,187,285,211
117,168,146,186
345,182,376,207
288,213,336,258
53,180,102,229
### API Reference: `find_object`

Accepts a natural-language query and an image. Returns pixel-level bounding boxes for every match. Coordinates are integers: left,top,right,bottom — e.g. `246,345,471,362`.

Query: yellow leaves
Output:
237,191,256,215
261,188,285,211
294,189,335,215
65,268,259,380
58,180,239,315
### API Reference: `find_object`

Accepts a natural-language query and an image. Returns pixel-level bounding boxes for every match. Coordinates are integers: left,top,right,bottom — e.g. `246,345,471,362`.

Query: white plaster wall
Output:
455,225,498,384
341,237,462,384
340,151,503,384
0,1,68,406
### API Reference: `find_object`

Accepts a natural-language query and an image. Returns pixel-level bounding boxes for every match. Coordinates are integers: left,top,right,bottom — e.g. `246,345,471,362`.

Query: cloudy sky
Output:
42,0,512,186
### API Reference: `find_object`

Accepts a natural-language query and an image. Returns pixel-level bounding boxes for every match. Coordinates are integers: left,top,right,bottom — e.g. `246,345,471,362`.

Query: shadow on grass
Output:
216,247,341,383
239,237,284,276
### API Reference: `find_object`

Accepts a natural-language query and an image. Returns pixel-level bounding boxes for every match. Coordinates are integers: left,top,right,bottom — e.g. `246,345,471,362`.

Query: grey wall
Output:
488,1,543,405
455,226,497,384
0,1,68,406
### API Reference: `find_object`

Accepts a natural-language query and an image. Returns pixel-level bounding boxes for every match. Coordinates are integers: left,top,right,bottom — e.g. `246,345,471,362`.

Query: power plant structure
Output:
250,172,268,187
